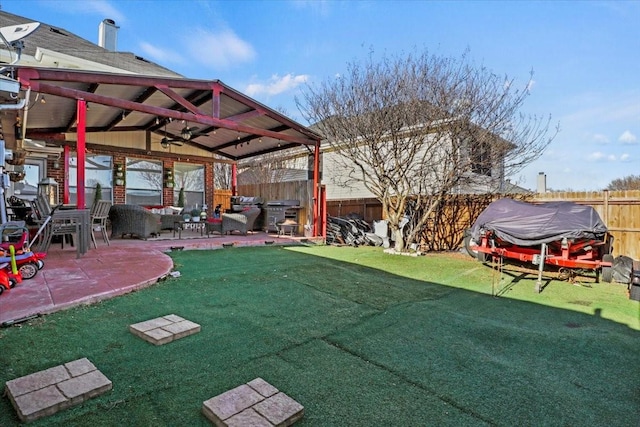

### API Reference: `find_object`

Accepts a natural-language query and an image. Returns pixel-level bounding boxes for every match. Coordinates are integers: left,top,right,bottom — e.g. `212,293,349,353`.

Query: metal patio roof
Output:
5,66,321,161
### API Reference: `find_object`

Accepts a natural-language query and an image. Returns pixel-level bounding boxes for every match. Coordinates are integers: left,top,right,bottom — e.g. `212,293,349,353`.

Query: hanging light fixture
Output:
181,126,192,140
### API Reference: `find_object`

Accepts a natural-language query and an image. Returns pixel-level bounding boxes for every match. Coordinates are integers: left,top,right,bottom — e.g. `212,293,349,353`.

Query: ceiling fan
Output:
160,137,183,149
180,124,209,140
161,124,183,148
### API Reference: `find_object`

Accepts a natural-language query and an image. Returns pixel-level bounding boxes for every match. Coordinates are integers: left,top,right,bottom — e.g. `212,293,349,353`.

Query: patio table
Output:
205,218,222,237
173,220,205,238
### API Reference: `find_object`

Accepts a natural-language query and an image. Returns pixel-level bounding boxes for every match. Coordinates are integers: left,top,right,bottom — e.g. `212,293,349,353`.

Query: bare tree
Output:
238,152,290,201
606,175,640,191
297,49,557,252
175,165,203,192
213,158,232,190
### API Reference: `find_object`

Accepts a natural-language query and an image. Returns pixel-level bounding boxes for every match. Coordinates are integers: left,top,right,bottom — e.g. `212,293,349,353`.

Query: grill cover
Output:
469,198,608,247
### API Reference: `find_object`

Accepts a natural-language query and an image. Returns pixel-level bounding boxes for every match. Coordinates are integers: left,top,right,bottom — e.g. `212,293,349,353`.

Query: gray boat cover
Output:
469,198,608,247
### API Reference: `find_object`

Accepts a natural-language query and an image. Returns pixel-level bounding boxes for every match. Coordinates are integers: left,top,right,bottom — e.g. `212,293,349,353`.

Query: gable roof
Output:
0,10,180,77
0,11,321,161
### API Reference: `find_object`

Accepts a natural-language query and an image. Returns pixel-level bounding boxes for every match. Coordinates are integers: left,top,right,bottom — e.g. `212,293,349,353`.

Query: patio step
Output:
5,358,112,423
202,378,304,426
129,314,200,345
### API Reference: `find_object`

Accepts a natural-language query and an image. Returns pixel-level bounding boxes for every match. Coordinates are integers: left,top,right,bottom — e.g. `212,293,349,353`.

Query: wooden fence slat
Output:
237,183,640,259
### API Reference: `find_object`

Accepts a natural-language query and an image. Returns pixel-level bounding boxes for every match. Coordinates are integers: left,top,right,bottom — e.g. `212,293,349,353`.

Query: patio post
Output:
63,145,70,204
312,141,320,236
76,99,86,209
231,163,237,196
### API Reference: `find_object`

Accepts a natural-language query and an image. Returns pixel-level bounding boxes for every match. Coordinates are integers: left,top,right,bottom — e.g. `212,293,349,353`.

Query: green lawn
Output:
1,245,638,426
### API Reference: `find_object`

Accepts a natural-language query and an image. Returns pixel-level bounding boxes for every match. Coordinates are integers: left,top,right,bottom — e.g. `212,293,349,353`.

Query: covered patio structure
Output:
1,67,324,236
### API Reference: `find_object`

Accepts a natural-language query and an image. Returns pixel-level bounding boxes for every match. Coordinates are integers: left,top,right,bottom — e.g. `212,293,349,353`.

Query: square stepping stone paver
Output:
4,358,112,423
202,378,303,426
129,314,200,345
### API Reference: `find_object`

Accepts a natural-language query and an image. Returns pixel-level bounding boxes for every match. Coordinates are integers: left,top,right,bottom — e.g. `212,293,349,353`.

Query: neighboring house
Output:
264,116,512,198
0,11,321,219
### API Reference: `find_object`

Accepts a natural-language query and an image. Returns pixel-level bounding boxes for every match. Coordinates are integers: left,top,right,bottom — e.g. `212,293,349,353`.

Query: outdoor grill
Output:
265,200,302,233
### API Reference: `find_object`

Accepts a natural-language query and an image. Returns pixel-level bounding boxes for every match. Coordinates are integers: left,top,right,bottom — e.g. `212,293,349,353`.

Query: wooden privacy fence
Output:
326,198,383,223
237,181,315,228
213,189,232,211
326,191,640,259
238,179,640,259
533,190,640,260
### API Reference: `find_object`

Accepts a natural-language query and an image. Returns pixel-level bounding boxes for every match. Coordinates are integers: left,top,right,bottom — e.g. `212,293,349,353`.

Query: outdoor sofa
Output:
109,204,161,239
222,207,261,235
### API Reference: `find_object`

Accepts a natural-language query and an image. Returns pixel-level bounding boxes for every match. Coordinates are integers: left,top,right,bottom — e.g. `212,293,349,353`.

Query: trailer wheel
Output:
601,254,614,283
19,262,39,280
0,285,4,296
476,250,488,263
463,230,478,259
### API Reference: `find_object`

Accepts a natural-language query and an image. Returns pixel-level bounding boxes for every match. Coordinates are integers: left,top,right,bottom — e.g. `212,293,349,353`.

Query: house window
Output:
125,158,162,205
470,141,492,177
69,154,113,204
173,162,204,209
11,159,45,201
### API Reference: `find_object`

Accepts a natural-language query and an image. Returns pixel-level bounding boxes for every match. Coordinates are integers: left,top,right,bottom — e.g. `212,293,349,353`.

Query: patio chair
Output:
90,200,112,248
221,207,261,235
109,204,161,240
31,194,82,258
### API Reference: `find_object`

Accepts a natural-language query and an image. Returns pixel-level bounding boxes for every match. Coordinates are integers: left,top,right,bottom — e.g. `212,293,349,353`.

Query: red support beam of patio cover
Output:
231,163,237,197
313,142,320,237
63,145,70,204
76,99,86,209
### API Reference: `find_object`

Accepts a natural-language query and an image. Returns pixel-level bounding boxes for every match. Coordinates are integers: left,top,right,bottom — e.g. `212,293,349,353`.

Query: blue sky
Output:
3,0,639,191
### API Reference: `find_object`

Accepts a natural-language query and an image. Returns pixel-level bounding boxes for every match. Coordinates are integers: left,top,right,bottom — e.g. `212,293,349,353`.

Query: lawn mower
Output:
466,199,614,292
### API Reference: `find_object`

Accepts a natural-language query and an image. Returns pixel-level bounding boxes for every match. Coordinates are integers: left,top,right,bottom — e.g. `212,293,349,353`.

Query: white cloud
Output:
587,151,617,161
592,133,610,144
245,74,310,97
44,0,126,22
138,41,184,64
620,153,631,161
619,130,637,144
186,28,255,69
291,0,332,16
86,0,125,22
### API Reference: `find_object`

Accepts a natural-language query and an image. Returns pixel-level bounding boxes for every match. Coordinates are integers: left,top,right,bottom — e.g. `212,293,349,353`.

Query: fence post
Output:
603,190,609,226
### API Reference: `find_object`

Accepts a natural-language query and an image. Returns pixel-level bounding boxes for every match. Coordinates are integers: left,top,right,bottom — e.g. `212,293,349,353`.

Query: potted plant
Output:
190,208,201,222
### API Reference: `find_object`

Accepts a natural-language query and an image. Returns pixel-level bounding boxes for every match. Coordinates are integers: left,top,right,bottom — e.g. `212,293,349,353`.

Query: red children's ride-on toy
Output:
0,222,46,280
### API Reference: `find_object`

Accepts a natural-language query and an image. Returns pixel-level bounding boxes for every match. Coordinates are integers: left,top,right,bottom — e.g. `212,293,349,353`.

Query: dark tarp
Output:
470,198,608,247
